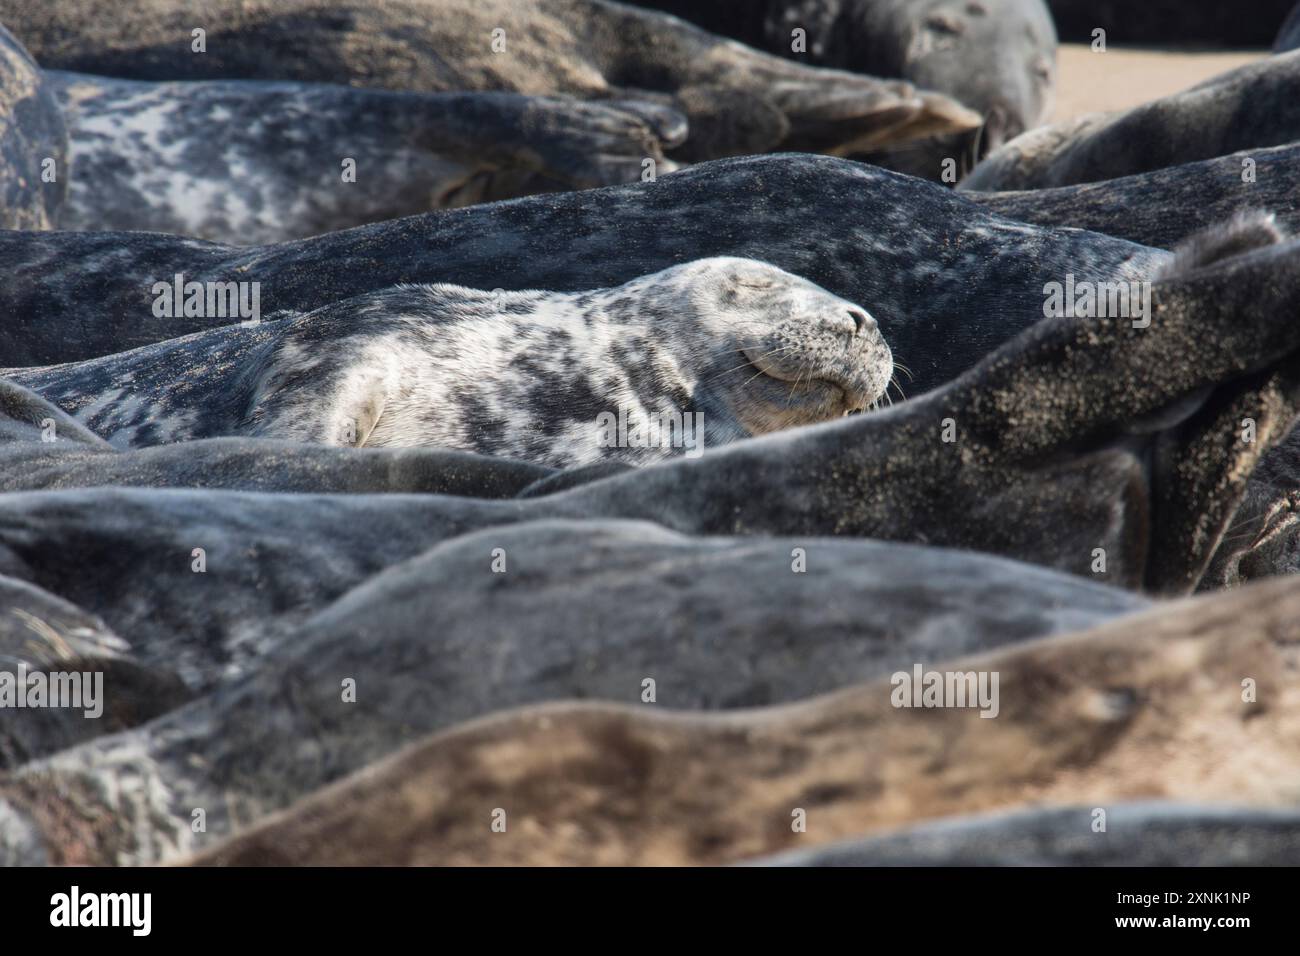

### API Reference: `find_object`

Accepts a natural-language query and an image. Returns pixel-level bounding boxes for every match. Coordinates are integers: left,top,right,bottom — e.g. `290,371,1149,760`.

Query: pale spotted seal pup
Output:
0,24,66,229
50,72,685,244
6,259,894,466
0,0,980,163
961,50,1300,191
0,154,1163,390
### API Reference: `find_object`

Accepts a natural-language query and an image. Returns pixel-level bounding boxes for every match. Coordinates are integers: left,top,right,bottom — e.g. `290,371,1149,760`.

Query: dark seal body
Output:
0,0,980,163
962,51,1300,190
0,518,1146,864
0,154,1164,396
970,142,1300,248
634,0,1058,158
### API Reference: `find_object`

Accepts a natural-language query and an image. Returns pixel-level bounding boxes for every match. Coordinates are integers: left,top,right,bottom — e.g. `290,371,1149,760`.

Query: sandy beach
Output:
1053,43,1264,120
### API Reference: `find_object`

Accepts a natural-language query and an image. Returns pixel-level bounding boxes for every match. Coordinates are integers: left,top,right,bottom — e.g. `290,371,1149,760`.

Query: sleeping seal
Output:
962,50,1300,190
0,154,1164,393
0,24,66,229
50,73,685,243
0,0,981,163
634,0,1058,160
6,259,893,466
0,217,1296,606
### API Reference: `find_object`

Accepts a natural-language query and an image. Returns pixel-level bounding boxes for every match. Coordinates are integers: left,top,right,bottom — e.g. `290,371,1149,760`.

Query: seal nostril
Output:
847,309,872,335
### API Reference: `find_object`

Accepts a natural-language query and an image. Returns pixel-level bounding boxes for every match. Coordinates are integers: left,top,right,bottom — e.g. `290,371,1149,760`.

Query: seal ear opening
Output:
1155,211,1286,280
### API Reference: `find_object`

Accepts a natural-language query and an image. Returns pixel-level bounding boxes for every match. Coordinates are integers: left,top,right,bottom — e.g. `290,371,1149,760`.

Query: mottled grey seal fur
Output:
962,50,1300,190
0,519,1146,864
0,574,188,770
971,142,1300,248
0,24,66,229
1204,423,1300,589
750,803,1300,866
0,154,1164,395
8,259,893,466
1048,0,1296,46
635,0,1057,160
173,576,1300,866
0,376,555,497
51,71,684,243
0,0,981,163
0,217,1293,707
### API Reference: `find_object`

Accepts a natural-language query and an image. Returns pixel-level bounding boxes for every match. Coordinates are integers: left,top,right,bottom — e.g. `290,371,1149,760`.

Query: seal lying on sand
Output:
177,575,1300,865
961,50,1300,190
0,519,1147,864
7,259,894,465
51,72,685,243
635,0,1058,160
970,142,1300,249
0,0,981,163
0,154,1164,392
0,24,66,229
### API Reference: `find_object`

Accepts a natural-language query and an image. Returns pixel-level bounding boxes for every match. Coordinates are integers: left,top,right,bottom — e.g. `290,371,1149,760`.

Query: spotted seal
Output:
176,575,1300,866
634,0,1058,162
0,518,1146,864
7,259,894,466
0,373,556,497
0,0,981,163
0,212,1293,674
961,50,1300,191
50,72,685,244
0,154,1164,392
0,24,66,229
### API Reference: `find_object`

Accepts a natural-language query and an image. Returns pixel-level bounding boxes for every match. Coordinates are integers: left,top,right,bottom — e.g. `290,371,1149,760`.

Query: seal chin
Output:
740,345,889,419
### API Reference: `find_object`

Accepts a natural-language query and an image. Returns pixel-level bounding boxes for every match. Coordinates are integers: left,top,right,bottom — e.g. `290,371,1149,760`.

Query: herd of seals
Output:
2,0,1300,867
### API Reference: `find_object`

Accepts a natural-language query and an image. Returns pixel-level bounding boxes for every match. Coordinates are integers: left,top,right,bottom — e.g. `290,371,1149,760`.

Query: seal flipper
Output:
239,312,392,449
1154,210,1287,280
